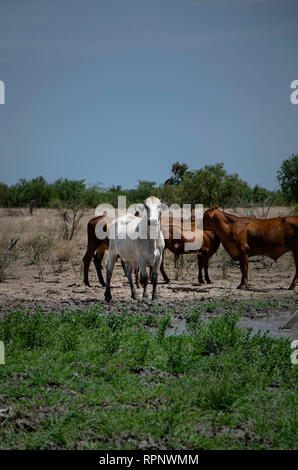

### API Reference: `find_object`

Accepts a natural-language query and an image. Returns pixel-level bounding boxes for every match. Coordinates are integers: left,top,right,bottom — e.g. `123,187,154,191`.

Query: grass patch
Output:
0,305,297,450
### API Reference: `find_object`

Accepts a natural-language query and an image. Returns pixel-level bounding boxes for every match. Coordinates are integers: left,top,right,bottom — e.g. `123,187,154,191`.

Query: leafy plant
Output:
277,154,298,203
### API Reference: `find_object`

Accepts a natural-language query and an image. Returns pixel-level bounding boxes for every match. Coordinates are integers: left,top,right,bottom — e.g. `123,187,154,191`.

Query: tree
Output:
9,177,51,207
159,183,180,206
277,154,298,203
251,185,272,203
52,179,87,240
165,162,189,185
178,163,226,207
132,180,159,203
0,183,11,207
220,173,252,207
175,163,254,208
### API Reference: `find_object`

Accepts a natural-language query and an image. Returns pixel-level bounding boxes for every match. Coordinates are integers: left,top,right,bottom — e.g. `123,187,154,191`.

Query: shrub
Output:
156,316,171,343
192,312,240,355
277,154,298,204
25,234,52,265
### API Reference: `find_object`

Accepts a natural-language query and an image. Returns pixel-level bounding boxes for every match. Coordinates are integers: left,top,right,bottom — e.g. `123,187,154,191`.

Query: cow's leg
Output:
289,250,298,290
141,271,149,301
204,257,212,284
120,258,128,277
104,251,117,302
160,258,170,283
174,254,179,269
83,248,94,287
126,263,138,299
93,250,106,287
135,269,140,288
152,254,163,300
197,255,204,284
151,271,158,300
237,251,249,289
139,260,149,301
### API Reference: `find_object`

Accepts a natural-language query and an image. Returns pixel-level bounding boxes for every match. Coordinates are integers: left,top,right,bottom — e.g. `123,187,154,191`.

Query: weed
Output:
157,315,171,343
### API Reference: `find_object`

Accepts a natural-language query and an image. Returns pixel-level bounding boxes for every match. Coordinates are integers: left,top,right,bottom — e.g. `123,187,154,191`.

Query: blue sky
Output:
0,0,297,190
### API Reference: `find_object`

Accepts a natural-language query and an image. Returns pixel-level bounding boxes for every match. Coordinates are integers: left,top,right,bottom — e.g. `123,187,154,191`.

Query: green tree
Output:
178,163,226,207
104,185,127,207
84,183,104,207
251,185,271,203
52,178,87,207
0,183,11,207
220,173,252,207
9,177,51,207
165,162,189,185
159,183,180,206
277,154,298,203
132,180,159,202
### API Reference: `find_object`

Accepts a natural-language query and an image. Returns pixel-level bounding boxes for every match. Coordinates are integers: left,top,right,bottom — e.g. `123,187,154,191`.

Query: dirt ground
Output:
0,207,297,326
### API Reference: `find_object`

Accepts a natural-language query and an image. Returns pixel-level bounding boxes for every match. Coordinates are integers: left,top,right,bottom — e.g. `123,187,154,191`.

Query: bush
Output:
277,154,298,204
26,235,52,265
0,232,19,282
0,310,52,349
191,311,240,355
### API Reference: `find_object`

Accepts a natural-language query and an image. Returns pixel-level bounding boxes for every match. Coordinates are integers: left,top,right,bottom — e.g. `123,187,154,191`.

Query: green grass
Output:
0,305,297,450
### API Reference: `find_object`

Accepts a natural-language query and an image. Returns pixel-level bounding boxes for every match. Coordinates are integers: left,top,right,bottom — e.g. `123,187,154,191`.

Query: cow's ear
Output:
136,203,144,214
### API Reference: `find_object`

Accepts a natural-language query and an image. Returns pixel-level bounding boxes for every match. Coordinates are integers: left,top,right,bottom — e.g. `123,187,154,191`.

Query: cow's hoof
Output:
131,291,138,300
206,280,212,285
84,281,91,287
237,285,247,290
104,292,112,303
288,285,295,290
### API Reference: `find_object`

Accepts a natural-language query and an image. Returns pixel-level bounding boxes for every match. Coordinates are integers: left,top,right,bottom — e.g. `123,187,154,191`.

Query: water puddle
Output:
237,318,298,341
167,317,298,341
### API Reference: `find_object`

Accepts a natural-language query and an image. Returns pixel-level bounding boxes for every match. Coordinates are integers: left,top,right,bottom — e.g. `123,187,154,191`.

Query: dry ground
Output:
0,207,297,320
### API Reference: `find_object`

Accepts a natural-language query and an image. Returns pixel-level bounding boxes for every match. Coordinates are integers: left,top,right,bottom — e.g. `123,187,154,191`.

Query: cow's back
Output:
246,216,297,258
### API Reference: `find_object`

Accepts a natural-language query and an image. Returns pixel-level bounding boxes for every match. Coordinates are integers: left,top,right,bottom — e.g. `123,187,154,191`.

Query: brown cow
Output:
159,218,220,284
83,214,109,287
203,206,298,290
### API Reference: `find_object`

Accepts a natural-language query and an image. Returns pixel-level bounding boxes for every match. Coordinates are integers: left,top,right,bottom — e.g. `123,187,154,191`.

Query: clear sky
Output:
0,0,297,190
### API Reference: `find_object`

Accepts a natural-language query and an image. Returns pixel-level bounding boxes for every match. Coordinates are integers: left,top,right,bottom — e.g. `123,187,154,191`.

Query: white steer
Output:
104,196,165,302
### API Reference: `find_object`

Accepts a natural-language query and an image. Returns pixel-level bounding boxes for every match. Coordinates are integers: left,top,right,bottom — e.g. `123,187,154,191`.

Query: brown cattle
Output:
203,206,298,290
83,214,109,287
160,217,220,284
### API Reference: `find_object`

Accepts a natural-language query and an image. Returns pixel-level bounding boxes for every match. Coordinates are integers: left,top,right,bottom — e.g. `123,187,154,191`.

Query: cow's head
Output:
143,196,162,227
203,205,219,230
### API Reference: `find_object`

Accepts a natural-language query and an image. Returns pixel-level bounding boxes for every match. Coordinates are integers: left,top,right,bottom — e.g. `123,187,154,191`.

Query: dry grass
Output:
55,240,76,262
0,208,93,282
226,205,291,219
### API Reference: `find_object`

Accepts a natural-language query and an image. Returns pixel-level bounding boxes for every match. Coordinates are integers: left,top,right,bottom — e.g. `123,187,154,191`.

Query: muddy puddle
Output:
167,317,298,341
